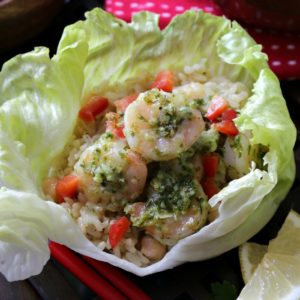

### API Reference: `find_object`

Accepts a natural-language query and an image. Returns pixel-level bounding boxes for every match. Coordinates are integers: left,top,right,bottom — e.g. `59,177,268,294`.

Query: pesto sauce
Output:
230,135,243,158
95,168,125,193
177,127,220,162
191,98,205,109
143,89,193,138
152,104,193,138
147,171,196,213
190,95,211,114
81,134,127,194
129,171,198,227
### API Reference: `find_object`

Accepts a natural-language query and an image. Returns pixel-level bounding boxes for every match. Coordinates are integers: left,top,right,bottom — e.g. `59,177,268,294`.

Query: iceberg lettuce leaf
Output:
0,188,101,281
0,30,87,192
59,9,256,101
0,8,296,279
0,29,90,279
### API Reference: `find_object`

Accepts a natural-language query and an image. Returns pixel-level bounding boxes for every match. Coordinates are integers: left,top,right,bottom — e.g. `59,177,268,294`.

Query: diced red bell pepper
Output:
221,108,237,121
202,153,219,178
106,112,125,139
205,96,229,121
114,124,125,139
201,177,220,199
79,96,109,122
151,70,174,92
55,174,80,203
215,120,239,136
115,94,139,114
109,216,131,248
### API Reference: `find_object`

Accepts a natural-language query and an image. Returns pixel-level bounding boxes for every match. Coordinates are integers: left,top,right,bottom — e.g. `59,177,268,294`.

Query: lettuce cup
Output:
0,8,296,281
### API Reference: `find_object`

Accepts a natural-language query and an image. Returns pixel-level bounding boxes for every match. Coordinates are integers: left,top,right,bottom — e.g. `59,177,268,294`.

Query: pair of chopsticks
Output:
49,241,151,300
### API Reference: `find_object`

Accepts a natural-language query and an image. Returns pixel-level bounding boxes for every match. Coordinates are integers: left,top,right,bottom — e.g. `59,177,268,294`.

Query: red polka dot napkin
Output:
105,0,300,80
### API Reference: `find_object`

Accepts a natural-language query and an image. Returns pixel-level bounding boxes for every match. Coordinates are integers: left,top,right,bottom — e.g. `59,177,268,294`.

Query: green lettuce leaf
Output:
0,8,296,279
0,29,90,279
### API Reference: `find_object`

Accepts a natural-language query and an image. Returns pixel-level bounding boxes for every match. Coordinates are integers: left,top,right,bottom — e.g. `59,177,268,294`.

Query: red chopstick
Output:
49,242,126,300
82,255,151,300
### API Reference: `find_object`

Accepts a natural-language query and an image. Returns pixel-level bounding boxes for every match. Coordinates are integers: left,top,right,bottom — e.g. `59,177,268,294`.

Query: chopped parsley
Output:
191,98,205,109
178,128,220,159
142,89,194,138
84,154,126,193
80,136,128,194
230,135,242,157
147,171,197,213
152,104,193,138
190,95,211,114
103,132,114,140
128,170,199,226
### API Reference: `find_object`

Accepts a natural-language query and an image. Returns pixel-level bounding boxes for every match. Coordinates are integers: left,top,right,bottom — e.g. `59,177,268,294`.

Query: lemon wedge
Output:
238,210,300,300
239,242,267,283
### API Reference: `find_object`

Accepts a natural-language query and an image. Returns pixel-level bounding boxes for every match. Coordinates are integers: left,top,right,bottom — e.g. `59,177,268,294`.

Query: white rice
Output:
203,78,249,109
176,59,209,84
51,60,250,267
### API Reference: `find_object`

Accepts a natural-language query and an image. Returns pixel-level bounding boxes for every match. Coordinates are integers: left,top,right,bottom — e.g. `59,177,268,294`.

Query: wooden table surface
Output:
0,260,86,300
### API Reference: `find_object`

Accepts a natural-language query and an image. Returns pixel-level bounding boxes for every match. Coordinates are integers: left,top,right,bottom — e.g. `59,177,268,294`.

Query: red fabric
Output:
248,28,300,80
105,0,300,80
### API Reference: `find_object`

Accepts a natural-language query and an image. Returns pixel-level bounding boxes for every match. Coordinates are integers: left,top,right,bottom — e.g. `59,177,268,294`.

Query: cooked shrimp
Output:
126,165,208,246
223,132,251,179
223,131,269,180
192,154,204,183
128,200,208,246
140,235,167,261
124,89,205,161
148,199,209,245
208,201,221,223
43,177,58,200
74,133,147,211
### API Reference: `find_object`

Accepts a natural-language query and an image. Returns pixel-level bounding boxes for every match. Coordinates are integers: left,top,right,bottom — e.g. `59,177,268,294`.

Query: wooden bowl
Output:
0,0,63,53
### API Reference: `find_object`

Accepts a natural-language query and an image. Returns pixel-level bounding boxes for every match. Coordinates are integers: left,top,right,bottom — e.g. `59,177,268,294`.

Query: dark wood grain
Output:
0,274,40,300
0,260,85,300
28,260,81,300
